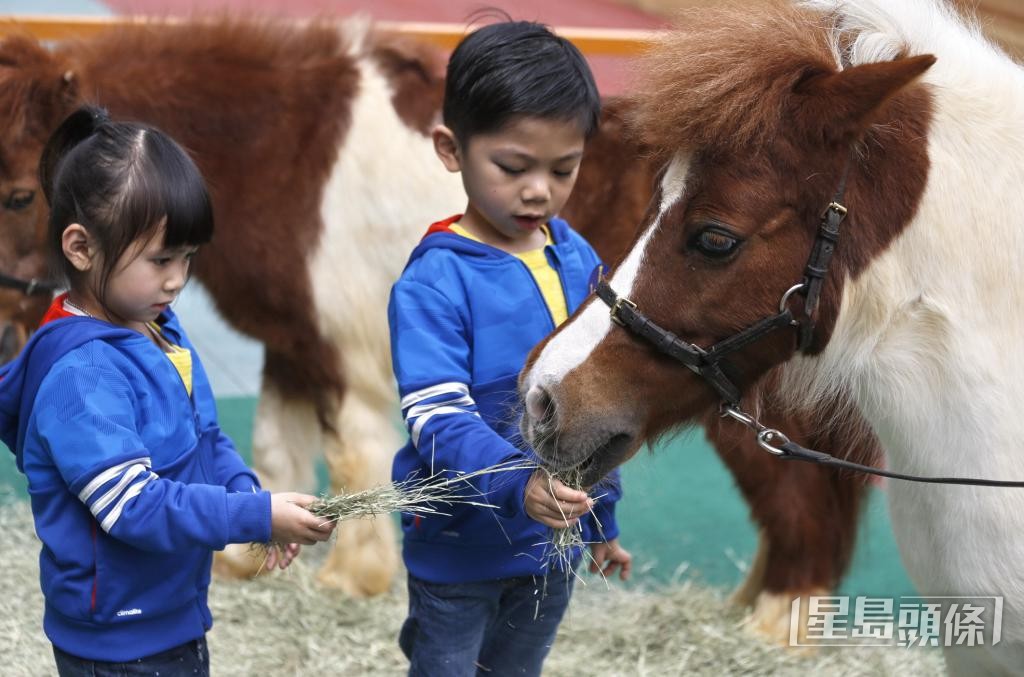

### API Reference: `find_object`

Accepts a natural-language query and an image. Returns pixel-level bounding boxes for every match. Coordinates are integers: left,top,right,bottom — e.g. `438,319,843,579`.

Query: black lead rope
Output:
780,440,1024,487
719,406,1024,488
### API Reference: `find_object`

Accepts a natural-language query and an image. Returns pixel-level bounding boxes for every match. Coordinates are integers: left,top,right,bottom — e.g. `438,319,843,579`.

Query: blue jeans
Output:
399,572,575,677
53,637,209,676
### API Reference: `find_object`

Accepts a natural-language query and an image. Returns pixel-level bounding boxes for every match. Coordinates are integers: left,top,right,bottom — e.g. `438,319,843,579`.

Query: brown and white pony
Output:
0,18,466,595
2,16,873,634
521,0,1024,671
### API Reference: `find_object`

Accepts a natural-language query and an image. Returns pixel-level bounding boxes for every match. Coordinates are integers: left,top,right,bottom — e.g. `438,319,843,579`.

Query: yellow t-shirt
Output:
148,322,193,396
449,223,569,326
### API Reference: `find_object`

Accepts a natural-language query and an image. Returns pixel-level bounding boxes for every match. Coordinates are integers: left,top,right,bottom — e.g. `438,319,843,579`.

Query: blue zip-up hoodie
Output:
389,215,621,584
0,304,270,662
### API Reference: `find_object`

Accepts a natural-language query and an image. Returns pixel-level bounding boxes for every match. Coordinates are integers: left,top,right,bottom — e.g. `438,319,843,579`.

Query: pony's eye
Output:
4,189,35,212
691,227,741,259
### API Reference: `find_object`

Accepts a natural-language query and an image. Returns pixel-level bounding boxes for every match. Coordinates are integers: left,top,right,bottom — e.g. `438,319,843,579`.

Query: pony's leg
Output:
703,403,871,647
729,527,769,609
213,368,323,579
316,386,401,596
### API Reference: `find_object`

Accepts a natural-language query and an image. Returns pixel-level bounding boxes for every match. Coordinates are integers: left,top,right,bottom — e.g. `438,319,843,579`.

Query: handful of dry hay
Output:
542,466,610,581
257,460,535,566
258,460,608,578
307,460,532,523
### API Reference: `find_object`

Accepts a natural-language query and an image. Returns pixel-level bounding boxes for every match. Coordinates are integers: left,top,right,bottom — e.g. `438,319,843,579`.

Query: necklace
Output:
63,297,92,317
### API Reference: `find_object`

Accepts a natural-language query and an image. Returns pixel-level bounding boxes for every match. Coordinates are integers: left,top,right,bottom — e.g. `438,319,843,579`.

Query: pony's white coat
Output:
788,2,1024,672
524,1,1024,671
246,49,465,594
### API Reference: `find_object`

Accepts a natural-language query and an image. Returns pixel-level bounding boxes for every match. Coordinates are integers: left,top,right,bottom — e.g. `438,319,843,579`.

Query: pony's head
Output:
0,35,78,359
520,2,936,485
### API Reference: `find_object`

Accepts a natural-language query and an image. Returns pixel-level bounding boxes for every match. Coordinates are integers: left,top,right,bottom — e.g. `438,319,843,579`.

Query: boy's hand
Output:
589,538,632,581
524,471,593,528
269,492,335,545
264,542,301,571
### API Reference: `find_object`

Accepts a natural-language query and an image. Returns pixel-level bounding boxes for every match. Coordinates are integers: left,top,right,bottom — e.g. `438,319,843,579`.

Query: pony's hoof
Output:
314,523,399,596
315,550,395,597
741,588,829,652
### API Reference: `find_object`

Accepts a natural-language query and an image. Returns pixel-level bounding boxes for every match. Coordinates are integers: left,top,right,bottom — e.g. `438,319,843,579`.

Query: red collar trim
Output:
422,214,463,240
39,293,74,327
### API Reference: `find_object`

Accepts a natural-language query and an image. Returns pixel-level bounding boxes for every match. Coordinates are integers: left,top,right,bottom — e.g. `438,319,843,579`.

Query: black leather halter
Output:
595,279,796,406
594,162,1024,488
595,160,852,407
0,271,57,297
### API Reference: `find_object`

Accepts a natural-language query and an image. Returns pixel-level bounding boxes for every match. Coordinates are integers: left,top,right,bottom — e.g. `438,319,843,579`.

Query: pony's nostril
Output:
525,385,555,427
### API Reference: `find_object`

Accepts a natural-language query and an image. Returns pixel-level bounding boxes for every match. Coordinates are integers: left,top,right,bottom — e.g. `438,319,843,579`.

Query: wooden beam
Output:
0,15,657,56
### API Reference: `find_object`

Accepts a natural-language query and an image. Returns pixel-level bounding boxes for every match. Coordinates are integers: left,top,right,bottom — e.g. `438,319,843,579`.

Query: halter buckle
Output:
610,297,637,326
822,201,848,218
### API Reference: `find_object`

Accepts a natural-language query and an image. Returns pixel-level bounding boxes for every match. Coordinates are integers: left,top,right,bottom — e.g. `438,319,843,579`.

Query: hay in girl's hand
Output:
307,461,528,523
257,459,535,570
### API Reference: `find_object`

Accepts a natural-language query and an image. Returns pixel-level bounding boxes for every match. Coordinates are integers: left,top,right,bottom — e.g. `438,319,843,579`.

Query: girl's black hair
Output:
39,105,213,299
443,20,601,144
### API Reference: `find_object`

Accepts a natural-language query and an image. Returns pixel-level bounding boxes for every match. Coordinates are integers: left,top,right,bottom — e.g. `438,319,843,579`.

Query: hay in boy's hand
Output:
544,466,589,576
541,466,610,582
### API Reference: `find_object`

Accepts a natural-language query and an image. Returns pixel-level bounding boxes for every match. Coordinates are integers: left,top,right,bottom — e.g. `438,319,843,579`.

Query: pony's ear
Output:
0,34,79,135
370,34,446,134
792,53,936,143
32,64,79,136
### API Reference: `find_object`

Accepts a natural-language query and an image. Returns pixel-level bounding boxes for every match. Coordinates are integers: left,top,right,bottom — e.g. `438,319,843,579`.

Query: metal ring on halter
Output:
756,429,790,456
778,283,806,314
719,404,758,431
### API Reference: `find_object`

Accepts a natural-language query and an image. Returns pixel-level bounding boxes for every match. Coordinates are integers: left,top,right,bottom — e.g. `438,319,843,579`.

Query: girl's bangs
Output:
131,132,214,249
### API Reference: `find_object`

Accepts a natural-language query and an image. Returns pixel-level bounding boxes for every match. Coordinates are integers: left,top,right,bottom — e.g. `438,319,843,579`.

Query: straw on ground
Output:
0,501,945,675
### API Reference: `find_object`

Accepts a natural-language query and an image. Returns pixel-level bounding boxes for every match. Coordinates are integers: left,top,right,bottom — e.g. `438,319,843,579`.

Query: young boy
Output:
388,20,632,676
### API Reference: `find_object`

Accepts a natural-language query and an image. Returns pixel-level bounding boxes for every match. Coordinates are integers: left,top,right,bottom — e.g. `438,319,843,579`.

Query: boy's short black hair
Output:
443,21,601,144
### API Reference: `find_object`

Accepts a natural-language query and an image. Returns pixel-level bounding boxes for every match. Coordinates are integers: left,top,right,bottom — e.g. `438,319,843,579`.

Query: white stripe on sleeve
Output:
401,382,470,410
78,457,152,503
99,475,155,533
89,463,149,516
411,406,480,446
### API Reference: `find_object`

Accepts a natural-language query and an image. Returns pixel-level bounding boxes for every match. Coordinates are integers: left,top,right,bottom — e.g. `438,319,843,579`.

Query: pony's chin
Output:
564,433,635,489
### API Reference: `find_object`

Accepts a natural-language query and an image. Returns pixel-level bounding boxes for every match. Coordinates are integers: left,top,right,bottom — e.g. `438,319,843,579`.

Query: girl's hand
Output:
524,471,593,528
269,492,335,545
264,542,301,570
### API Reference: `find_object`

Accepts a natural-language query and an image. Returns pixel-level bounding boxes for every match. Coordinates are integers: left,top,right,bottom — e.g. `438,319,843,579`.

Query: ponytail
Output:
38,105,109,204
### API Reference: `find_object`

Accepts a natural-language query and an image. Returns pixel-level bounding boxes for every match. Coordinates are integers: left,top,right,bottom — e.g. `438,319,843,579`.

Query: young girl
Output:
0,105,334,676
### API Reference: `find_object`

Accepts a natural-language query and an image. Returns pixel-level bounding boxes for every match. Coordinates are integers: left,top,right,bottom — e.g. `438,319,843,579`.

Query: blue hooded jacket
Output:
389,216,621,583
0,305,270,661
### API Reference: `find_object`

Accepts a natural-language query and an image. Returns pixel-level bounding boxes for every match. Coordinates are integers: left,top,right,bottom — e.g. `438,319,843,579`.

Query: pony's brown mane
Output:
630,1,835,153
71,17,350,68
57,18,355,114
